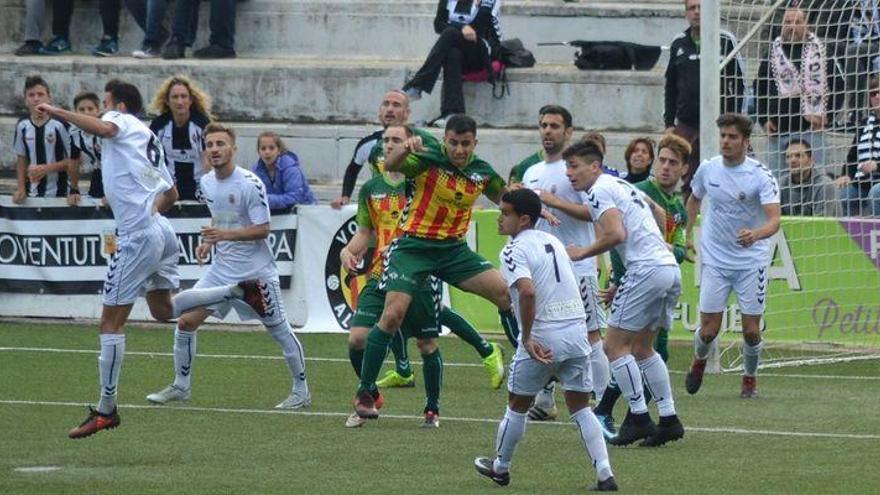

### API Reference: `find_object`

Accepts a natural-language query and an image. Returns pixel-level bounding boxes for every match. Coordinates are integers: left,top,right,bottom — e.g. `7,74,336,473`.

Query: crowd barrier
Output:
2,198,879,346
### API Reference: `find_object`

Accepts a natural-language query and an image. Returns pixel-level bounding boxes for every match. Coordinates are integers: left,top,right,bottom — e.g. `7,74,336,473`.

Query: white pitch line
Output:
1,399,878,441
1,346,877,379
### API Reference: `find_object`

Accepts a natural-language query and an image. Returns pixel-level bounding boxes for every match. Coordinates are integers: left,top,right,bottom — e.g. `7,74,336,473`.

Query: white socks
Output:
172,327,196,390
590,339,610,400
97,333,126,414
267,321,308,392
743,339,764,377
571,407,614,482
172,285,235,318
494,407,527,473
638,353,676,417
694,328,713,360
610,354,648,414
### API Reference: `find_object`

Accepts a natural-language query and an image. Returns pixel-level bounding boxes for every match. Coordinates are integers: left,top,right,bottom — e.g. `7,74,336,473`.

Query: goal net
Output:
706,0,880,370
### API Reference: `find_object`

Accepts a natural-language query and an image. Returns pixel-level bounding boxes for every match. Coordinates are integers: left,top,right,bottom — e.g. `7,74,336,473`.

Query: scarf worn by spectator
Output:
769,32,827,119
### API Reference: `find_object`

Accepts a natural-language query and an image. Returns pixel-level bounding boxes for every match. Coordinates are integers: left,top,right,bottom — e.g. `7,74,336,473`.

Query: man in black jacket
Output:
403,0,502,125
664,0,746,201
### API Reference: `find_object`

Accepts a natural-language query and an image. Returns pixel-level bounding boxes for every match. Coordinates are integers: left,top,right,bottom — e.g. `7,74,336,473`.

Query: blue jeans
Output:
124,0,169,47
169,0,199,46
841,183,880,216
767,131,825,178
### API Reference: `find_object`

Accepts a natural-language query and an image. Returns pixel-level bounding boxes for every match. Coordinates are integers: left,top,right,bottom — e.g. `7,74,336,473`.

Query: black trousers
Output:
50,0,121,39
405,26,490,117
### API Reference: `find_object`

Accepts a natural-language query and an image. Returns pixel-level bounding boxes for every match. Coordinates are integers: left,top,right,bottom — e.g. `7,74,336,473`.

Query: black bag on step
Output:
497,38,536,68
571,41,661,70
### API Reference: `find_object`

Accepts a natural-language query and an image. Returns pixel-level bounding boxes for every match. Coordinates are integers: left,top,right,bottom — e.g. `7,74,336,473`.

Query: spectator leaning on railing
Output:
67,91,107,206
251,132,316,210
841,76,880,216
779,138,839,217
149,75,214,201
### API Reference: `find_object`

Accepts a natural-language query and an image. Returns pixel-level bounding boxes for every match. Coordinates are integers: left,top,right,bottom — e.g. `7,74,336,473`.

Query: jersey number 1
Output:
544,244,560,282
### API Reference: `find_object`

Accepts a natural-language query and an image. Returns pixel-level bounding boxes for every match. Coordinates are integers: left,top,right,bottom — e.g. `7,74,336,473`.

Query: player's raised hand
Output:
404,135,424,153
541,208,561,227
35,103,58,116
523,337,552,364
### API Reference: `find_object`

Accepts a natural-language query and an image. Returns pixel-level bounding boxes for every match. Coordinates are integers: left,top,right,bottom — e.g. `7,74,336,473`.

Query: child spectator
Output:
13,75,70,203
149,75,214,201
67,92,105,206
251,132,316,210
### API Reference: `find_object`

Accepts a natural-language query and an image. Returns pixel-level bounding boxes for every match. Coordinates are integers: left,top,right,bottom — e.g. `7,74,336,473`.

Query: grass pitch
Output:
1,322,878,494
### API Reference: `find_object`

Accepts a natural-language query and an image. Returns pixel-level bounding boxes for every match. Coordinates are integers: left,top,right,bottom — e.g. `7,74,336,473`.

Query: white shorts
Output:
608,264,681,332
196,269,287,327
699,264,767,315
508,354,592,396
102,216,179,306
578,273,607,332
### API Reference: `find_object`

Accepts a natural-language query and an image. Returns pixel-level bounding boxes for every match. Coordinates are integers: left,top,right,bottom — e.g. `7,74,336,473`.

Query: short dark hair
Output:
108,81,144,115
104,79,123,93
444,114,477,136
204,122,237,143
386,124,414,138
786,137,812,157
716,113,753,138
501,188,542,226
562,140,604,165
539,104,573,128
24,75,50,94
73,91,100,109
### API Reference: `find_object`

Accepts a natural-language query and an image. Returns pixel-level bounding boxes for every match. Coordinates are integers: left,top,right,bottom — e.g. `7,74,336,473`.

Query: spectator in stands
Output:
13,76,70,203
67,92,106,206
756,6,828,178
15,0,121,56
161,0,200,59
622,137,655,184
780,138,839,217
192,0,238,59
583,131,620,177
665,0,746,203
125,0,170,58
402,0,502,127
251,132,316,210
840,76,880,216
149,75,214,201
844,0,880,123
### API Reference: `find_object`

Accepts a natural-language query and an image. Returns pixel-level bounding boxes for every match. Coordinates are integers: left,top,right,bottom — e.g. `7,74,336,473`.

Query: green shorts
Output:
380,236,494,295
350,278,440,340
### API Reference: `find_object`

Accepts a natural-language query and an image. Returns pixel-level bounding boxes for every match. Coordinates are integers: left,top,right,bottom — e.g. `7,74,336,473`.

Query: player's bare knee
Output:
349,327,368,349
508,393,532,413
177,314,201,332
563,390,591,414
416,338,437,354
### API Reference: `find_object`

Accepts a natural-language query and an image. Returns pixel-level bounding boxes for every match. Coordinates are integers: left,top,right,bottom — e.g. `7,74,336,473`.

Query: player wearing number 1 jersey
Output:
38,81,254,439
565,140,684,448
474,188,616,492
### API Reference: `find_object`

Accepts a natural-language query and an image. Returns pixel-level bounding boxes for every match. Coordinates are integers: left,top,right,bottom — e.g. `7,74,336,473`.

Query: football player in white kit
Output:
518,105,610,421
39,81,266,439
565,140,685,447
684,114,780,399
474,188,616,492
145,123,310,409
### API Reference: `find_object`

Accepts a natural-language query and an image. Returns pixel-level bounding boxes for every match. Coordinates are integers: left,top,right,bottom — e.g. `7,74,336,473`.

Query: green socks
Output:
348,346,364,378
422,349,443,413
441,307,493,358
388,330,413,378
357,326,393,393
654,328,669,362
499,308,520,348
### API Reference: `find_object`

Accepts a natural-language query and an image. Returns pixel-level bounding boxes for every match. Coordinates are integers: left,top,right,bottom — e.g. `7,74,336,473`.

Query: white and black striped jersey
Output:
150,112,209,201
13,117,70,197
70,125,104,197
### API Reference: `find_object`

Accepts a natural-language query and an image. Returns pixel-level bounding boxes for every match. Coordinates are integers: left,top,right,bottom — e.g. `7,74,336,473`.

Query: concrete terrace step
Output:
0,116,666,183
0,54,665,130
0,0,687,64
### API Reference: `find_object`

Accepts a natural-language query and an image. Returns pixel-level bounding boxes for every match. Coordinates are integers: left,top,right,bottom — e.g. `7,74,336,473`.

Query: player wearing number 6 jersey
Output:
474,188,616,491
38,81,262,439
565,140,684,448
